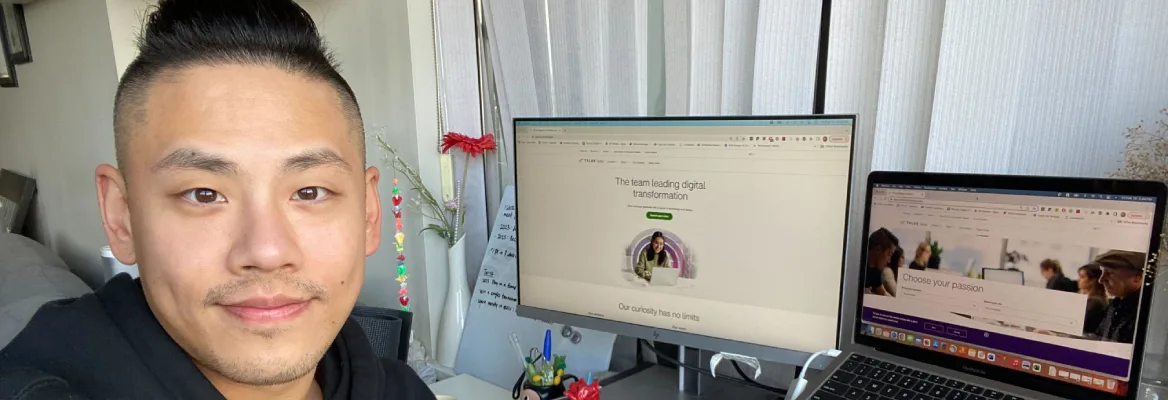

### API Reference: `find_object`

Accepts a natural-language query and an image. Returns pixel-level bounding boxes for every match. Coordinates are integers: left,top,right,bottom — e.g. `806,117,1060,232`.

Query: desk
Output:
428,366,783,400
429,374,513,399
600,365,781,400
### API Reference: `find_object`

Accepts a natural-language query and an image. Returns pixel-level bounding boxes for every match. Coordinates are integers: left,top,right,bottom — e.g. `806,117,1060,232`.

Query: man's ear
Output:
364,166,383,257
95,164,137,265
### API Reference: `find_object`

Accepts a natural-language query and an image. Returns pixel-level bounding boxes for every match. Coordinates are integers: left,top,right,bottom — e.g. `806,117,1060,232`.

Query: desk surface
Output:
599,365,781,400
428,366,782,400
429,373,513,399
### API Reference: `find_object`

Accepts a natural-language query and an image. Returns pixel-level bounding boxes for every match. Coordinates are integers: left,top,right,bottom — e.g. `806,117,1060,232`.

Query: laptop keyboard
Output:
809,354,1028,400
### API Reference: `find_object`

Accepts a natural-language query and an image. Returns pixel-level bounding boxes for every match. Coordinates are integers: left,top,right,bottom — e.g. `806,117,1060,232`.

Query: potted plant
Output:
927,240,944,269
1114,109,1168,255
1113,109,1168,386
1003,250,1028,271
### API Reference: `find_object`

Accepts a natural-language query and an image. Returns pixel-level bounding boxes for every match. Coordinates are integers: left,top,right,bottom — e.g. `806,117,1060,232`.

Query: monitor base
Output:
598,364,785,399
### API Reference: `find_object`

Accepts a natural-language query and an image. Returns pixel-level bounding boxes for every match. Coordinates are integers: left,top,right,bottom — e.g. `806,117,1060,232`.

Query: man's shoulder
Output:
1,293,107,357
378,358,435,400
0,277,152,398
0,367,87,400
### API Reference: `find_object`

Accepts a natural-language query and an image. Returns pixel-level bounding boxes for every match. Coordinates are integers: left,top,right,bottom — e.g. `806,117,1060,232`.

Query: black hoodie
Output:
0,274,435,400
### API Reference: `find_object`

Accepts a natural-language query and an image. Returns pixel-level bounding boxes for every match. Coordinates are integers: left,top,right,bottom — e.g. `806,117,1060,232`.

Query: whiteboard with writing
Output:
454,186,617,388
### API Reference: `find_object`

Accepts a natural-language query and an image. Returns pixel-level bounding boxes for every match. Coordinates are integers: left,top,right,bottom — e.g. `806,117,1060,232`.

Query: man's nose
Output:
227,200,303,274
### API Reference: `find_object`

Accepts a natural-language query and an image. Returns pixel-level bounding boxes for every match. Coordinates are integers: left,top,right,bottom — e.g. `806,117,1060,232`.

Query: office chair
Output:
350,305,413,362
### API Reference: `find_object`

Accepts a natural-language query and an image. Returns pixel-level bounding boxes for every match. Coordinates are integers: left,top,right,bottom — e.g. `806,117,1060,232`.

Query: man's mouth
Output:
221,295,311,324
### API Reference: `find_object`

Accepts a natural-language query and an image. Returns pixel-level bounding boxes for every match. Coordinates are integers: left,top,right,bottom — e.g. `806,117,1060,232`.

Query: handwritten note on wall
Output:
455,186,616,388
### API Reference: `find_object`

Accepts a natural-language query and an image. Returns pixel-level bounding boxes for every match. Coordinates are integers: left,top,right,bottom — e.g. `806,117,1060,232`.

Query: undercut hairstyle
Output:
113,0,364,170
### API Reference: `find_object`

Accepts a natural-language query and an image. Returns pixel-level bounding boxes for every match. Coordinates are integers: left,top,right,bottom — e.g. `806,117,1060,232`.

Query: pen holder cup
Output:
518,374,577,400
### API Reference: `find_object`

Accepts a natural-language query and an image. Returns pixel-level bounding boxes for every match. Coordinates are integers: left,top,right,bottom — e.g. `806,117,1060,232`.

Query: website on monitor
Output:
514,119,853,354
859,185,1156,396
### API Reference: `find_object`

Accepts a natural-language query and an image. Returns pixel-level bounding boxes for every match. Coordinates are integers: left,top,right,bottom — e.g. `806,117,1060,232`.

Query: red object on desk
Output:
565,380,600,400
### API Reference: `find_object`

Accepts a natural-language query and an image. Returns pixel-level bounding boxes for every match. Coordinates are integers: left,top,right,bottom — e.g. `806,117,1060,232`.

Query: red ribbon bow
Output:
565,380,600,400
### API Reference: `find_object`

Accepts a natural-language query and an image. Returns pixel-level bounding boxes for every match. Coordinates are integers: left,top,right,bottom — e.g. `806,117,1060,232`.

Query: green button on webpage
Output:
646,212,673,221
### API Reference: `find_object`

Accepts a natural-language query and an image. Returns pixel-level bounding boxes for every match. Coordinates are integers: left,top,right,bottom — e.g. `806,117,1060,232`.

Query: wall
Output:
1,0,447,356
297,0,445,356
0,0,120,287
105,0,152,78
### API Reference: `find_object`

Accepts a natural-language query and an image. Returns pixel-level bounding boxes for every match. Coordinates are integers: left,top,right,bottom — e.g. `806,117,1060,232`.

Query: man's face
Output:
1040,268,1054,281
1099,267,1141,299
96,65,380,386
869,245,893,269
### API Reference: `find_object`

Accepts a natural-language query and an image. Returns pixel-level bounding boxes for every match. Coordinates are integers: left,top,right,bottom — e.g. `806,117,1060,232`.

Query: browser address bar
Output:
888,197,1038,212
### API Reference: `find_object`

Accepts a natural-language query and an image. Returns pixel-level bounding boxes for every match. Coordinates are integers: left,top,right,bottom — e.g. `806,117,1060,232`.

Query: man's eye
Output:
293,187,333,201
182,188,225,204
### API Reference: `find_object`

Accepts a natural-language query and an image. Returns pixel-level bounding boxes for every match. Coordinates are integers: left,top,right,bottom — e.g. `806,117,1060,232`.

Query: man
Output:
0,1,434,399
863,228,898,296
1039,259,1078,292
1093,250,1148,344
908,241,930,271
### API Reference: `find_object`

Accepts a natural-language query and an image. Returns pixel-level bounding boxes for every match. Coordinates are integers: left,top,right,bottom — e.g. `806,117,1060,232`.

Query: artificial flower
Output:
441,132,497,158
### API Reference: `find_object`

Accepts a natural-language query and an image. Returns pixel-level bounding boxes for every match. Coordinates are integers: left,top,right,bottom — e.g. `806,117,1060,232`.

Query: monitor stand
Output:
596,346,796,400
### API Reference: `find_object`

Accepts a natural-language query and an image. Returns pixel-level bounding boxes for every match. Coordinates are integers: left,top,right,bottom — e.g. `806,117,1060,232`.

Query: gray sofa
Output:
0,233,92,348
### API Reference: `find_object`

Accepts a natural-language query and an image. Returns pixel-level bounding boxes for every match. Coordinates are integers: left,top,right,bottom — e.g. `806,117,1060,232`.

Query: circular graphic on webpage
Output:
626,229,691,286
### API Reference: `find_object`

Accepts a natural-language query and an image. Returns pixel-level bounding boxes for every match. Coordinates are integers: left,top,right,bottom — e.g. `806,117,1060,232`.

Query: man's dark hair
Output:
1039,258,1063,275
113,0,363,169
867,228,897,251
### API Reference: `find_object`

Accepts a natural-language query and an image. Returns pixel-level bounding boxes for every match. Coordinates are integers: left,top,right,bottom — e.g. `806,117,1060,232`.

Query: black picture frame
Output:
0,5,16,88
2,4,30,64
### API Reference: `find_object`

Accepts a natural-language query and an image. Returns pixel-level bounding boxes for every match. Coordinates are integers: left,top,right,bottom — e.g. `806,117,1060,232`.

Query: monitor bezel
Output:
854,171,1167,400
512,114,860,367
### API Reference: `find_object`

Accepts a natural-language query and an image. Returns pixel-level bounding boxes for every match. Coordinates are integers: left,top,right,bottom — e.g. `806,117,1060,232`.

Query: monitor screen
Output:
858,183,1158,397
982,268,1025,285
514,117,854,355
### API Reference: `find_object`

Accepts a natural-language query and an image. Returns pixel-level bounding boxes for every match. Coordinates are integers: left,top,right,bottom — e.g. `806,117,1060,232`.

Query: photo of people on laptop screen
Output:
864,227,1146,345
858,184,1159,395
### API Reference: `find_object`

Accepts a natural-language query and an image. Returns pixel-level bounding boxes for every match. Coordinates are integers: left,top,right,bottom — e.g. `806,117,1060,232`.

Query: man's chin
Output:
199,350,323,387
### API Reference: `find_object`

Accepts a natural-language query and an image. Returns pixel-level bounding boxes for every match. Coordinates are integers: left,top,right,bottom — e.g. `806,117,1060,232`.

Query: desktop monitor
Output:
856,172,1166,399
982,268,1025,285
513,115,857,365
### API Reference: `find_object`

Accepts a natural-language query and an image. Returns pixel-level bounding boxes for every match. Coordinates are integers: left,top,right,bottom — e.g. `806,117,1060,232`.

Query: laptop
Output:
650,266,680,286
801,172,1166,400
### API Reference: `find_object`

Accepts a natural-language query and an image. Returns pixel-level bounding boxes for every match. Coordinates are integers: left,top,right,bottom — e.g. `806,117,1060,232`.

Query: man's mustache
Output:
203,273,328,307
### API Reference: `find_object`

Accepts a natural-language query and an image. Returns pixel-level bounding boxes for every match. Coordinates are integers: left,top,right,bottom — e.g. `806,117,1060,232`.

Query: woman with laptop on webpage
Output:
634,231,673,283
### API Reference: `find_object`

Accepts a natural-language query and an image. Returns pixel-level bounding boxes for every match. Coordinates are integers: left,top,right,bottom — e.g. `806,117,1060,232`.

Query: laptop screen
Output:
858,183,1158,397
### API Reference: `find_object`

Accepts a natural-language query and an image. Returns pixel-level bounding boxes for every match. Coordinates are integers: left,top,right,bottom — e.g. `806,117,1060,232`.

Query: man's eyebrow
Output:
153,148,239,175
283,148,353,173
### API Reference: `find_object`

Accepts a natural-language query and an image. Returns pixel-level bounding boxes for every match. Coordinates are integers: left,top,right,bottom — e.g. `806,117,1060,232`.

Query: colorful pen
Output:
540,329,555,384
543,329,552,363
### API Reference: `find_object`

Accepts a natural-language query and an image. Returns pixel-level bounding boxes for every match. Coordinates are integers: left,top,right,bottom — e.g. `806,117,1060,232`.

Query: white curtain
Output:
485,0,1168,178
479,0,1168,375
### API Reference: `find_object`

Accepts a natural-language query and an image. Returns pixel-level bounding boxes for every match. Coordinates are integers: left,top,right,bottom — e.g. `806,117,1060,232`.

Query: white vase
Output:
436,236,470,368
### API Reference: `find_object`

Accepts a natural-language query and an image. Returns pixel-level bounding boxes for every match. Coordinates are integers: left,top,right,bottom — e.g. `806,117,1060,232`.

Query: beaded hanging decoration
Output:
392,173,409,312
